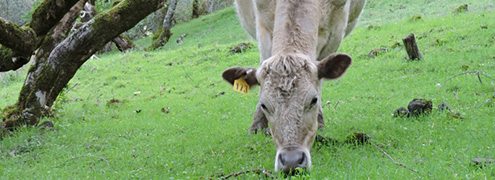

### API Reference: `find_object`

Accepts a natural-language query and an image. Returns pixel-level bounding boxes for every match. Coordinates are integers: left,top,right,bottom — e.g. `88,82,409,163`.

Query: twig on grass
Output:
371,142,419,173
222,168,277,179
437,71,495,97
334,100,340,109
453,92,460,105
58,154,109,167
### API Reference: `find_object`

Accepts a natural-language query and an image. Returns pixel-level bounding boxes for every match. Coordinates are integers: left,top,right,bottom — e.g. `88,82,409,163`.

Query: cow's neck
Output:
271,0,319,60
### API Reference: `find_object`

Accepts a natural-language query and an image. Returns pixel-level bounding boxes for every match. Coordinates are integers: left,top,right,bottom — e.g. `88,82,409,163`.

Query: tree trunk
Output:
2,0,87,129
113,34,136,51
0,17,36,55
149,0,178,50
192,0,200,18
1,0,165,131
402,33,423,60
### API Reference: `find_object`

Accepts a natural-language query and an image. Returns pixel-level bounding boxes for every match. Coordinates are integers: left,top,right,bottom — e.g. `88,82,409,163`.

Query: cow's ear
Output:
222,66,259,86
317,53,352,79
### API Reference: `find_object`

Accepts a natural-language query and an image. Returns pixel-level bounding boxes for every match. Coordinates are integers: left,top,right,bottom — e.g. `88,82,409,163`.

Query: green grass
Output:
1,1,495,179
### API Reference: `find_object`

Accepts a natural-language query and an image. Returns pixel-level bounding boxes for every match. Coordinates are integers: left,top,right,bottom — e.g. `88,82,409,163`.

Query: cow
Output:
222,0,366,174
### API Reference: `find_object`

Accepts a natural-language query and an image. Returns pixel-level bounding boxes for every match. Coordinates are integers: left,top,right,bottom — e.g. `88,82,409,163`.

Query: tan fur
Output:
232,0,365,173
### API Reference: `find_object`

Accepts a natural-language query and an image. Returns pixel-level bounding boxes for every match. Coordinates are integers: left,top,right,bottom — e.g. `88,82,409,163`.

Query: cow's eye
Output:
310,97,318,108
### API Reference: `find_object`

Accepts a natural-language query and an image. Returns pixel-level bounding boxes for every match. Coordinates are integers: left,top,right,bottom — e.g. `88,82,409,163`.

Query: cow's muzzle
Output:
275,147,311,175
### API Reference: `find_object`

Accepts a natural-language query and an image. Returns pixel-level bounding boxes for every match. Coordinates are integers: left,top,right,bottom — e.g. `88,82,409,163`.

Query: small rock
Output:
215,91,225,97
38,121,54,131
106,98,122,107
438,103,450,111
368,48,388,58
407,98,433,116
229,42,253,53
391,41,401,48
447,111,464,120
410,14,422,20
316,135,339,146
345,132,371,145
472,158,495,168
393,107,409,117
367,25,381,30
161,107,170,114
454,4,468,13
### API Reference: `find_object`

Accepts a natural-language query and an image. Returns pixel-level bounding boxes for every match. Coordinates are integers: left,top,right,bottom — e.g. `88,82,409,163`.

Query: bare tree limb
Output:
371,142,419,173
436,71,495,97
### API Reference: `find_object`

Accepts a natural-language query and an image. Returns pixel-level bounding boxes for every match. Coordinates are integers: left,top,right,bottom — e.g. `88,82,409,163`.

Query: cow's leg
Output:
317,2,350,60
248,7,273,134
256,23,273,62
249,101,268,134
345,0,366,36
234,0,257,39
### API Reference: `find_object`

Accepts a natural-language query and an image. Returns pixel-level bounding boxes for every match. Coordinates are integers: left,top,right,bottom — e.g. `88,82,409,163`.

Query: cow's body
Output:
223,0,365,174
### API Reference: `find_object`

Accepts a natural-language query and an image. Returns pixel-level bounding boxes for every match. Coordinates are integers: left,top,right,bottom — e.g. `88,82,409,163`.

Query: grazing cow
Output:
222,0,365,174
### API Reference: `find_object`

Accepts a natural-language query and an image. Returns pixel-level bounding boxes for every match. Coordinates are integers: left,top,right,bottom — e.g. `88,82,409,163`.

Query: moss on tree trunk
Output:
0,0,81,72
149,0,177,50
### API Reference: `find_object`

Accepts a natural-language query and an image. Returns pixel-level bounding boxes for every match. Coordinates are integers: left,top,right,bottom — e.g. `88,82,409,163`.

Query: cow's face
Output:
222,53,351,174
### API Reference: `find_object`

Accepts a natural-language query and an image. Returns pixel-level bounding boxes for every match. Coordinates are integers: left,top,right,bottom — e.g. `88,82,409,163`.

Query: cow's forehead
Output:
256,55,319,100
257,54,318,80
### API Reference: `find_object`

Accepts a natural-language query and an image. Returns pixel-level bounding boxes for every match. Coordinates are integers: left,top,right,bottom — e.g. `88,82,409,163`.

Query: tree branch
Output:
27,0,81,37
0,0,81,72
437,71,495,97
4,0,166,128
0,17,36,54
0,45,30,72
371,142,419,173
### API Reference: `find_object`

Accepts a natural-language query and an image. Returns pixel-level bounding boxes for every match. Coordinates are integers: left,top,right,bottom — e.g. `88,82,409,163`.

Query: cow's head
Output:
222,53,351,174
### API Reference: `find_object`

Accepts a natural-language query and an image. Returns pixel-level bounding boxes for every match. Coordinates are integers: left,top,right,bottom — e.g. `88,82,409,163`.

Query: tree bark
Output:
26,0,81,37
112,34,136,51
18,0,87,111
80,1,136,52
0,18,36,54
0,46,31,72
402,33,423,60
2,0,165,130
0,0,81,72
192,0,200,18
149,0,177,50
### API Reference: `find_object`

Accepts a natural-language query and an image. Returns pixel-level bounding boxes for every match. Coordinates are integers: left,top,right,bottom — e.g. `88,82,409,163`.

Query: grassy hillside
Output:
1,1,495,179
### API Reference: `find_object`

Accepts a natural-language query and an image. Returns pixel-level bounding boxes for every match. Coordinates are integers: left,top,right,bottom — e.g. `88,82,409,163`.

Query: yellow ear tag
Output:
233,78,250,94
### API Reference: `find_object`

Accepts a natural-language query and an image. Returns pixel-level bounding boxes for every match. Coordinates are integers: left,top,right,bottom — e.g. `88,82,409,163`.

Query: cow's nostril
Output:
279,153,286,165
299,153,306,165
